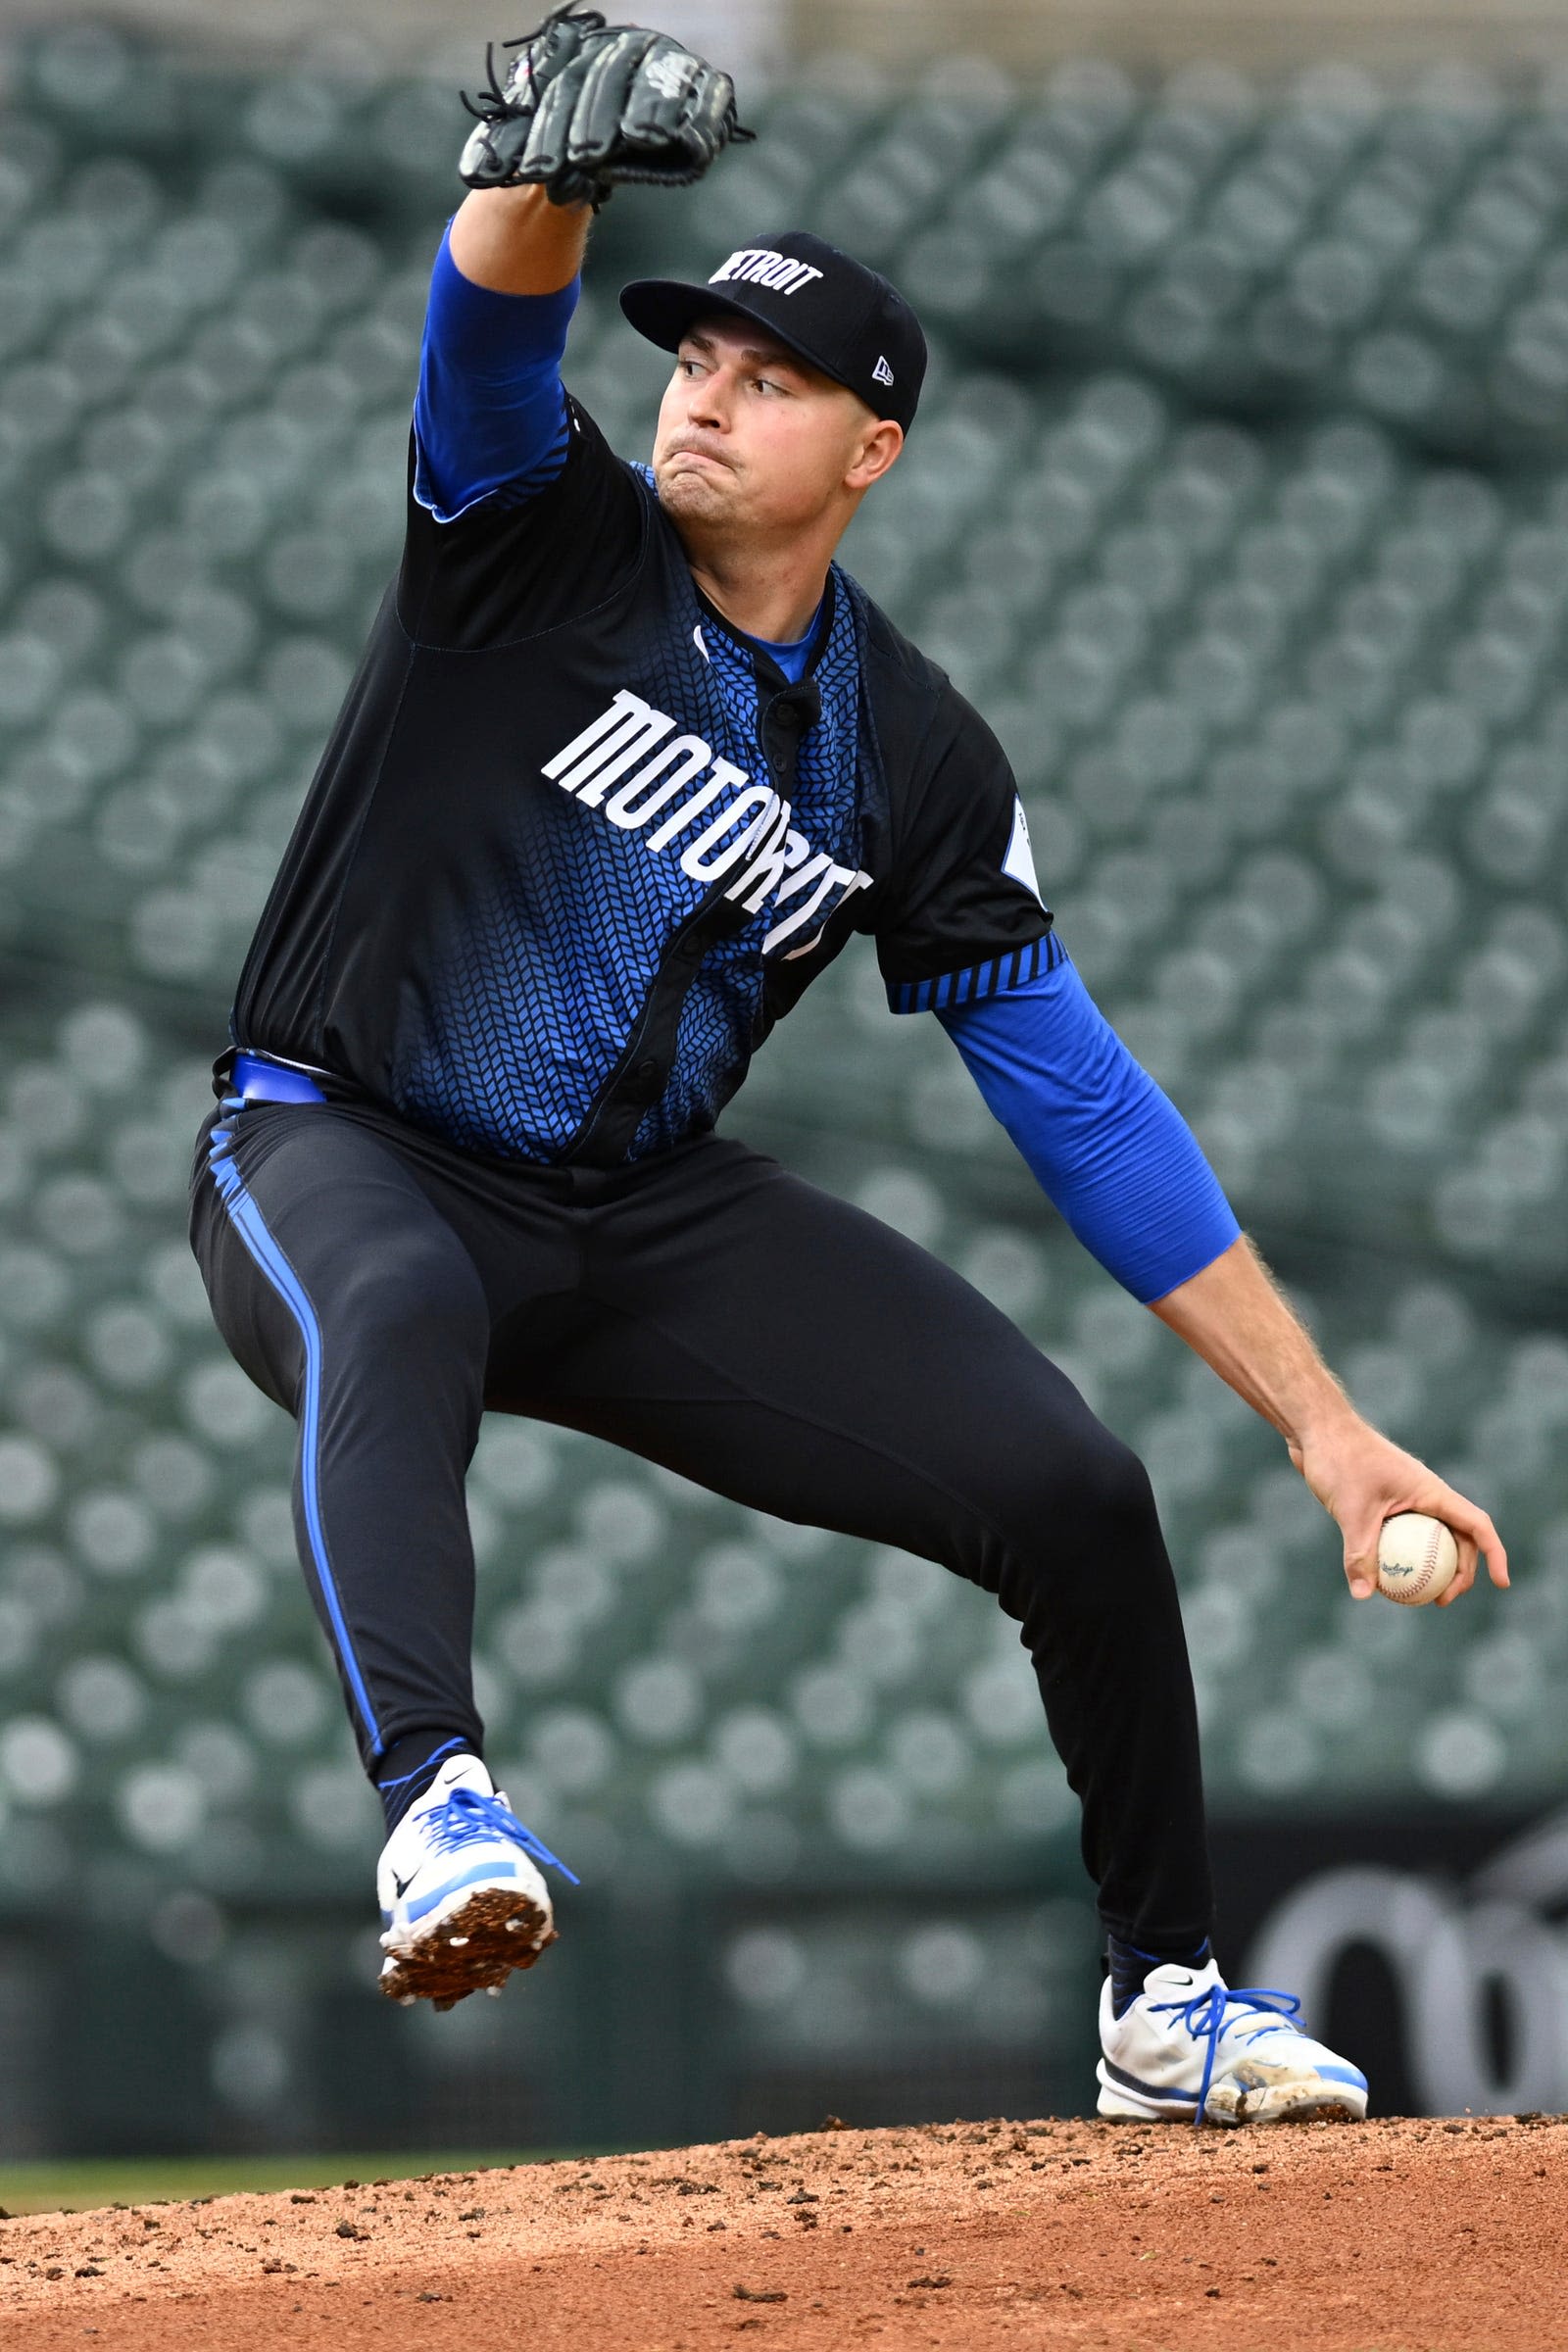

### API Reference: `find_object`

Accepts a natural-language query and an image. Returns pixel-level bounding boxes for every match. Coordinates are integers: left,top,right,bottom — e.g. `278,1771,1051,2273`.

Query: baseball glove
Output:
458,5,753,209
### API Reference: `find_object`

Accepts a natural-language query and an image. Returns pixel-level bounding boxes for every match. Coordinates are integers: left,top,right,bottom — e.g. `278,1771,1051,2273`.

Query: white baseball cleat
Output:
376,1753,577,2011
1097,1956,1368,2126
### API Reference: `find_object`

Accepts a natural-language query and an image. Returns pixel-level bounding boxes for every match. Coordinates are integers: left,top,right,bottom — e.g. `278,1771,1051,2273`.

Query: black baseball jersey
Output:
229,397,1054,1167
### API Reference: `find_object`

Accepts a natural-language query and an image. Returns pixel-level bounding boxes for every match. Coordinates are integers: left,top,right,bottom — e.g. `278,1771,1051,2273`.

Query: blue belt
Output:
232,1052,327,1105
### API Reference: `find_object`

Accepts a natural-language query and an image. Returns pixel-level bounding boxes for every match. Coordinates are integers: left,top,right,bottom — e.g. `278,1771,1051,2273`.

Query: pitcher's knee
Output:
1064,1426,1160,1546
987,1419,1164,1620
991,1415,1154,1546
333,1232,486,1364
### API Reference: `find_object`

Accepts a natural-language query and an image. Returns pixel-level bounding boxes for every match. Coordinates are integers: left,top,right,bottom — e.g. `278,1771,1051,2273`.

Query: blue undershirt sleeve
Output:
939,952,1242,1306
413,221,579,522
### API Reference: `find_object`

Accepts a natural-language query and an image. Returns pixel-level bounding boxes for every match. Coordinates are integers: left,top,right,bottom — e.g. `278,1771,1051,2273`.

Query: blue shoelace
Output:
426,1784,580,1886
1149,1982,1303,2126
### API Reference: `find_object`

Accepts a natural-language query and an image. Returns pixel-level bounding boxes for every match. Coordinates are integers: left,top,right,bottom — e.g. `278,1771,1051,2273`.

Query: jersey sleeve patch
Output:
1001,795,1043,903
885,926,1062,1015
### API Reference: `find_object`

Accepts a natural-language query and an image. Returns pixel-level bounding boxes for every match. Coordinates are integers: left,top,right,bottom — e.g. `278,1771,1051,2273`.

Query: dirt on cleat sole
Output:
379,1886,557,2010
1204,2070,1367,2127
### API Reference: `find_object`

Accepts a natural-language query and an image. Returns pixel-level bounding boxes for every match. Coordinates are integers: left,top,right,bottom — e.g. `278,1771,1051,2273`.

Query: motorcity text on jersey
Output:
542,688,870,957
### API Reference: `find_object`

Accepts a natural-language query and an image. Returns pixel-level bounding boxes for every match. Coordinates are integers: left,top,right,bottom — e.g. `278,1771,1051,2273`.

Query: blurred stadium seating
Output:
2,22,1567,2148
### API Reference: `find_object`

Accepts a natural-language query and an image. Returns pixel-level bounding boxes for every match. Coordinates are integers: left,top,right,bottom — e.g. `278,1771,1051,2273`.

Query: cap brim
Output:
618,275,861,405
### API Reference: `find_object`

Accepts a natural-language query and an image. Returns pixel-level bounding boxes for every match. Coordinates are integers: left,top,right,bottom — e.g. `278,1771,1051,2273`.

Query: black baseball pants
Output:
189,1095,1212,1949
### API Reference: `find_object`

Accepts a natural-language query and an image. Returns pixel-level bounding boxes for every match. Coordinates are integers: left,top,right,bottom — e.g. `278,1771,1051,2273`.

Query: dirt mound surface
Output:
4,2113,1564,2349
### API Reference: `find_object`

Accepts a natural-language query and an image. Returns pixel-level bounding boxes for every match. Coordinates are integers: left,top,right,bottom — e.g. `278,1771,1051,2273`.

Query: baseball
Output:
1376,1512,1459,1606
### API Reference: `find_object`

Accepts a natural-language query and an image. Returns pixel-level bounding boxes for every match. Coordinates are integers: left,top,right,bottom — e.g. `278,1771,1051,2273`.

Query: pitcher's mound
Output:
6,2112,1564,2349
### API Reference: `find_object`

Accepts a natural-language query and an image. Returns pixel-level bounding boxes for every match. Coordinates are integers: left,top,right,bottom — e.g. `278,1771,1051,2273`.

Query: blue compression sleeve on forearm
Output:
413,223,578,521
940,954,1242,1305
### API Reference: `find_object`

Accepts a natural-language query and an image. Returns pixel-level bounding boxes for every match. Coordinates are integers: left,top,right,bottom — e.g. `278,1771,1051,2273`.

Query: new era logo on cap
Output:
620,228,928,433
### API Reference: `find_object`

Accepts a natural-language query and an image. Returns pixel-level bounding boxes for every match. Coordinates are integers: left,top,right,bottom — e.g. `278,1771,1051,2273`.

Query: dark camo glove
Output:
458,5,752,210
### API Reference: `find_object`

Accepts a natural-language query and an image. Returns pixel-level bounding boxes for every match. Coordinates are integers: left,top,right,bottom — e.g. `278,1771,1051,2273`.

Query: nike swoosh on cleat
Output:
392,1870,415,1898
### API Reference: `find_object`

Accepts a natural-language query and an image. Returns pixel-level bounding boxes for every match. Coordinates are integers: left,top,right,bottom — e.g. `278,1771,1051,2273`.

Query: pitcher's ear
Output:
851,417,904,490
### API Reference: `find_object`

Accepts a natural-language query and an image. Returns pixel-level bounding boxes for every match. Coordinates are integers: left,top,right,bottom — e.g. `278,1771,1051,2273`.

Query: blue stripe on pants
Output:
206,1122,383,1755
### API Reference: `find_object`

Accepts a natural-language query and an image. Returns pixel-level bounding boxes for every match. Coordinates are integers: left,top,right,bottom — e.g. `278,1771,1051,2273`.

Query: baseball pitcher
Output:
190,8,1506,2124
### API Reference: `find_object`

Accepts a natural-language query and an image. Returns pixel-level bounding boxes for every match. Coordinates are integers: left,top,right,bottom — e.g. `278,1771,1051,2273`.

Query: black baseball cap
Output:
620,230,927,434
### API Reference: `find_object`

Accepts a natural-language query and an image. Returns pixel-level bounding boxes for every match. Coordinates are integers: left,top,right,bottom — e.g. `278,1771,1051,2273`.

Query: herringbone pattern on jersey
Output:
397,472,870,1161
392,780,678,1157
629,557,870,1155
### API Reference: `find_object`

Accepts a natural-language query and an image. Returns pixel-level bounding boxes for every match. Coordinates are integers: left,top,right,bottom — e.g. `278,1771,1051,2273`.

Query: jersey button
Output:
626,1056,662,1101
